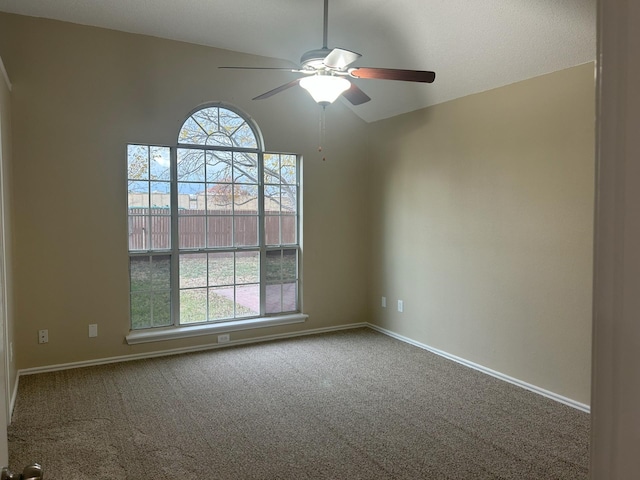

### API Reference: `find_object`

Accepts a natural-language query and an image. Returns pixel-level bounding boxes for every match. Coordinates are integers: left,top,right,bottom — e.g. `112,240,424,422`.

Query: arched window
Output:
126,105,302,340
178,106,259,148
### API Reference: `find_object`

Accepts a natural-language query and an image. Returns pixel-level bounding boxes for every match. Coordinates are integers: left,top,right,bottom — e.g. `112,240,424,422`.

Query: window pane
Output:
150,182,170,210
266,284,282,314
149,146,171,181
150,216,170,250
151,255,171,289
178,216,206,249
180,288,207,324
180,253,207,289
264,154,280,184
128,181,149,208
129,257,151,292
234,184,258,213
282,282,297,312
128,215,148,251
178,182,205,212
208,287,235,320
206,151,232,183
207,216,233,247
282,249,298,281
131,292,151,329
178,116,208,145
234,216,258,247
130,254,172,330
127,145,149,180
192,107,222,135
208,252,234,286
264,185,281,213
265,216,279,246
151,291,172,327
235,284,259,317
265,250,282,282
236,251,260,284
207,133,232,148
231,123,258,149
206,183,232,213
281,216,296,245
281,186,296,214
281,155,297,185
177,149,205,182
191,108,219,138
218,109,244,132
234,153,258,183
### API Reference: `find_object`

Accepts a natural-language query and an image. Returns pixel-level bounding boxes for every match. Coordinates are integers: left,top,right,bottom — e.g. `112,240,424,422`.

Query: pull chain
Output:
318,105,327,161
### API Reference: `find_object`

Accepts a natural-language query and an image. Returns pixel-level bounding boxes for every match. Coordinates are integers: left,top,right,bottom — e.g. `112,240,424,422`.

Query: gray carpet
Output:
8,328,589,479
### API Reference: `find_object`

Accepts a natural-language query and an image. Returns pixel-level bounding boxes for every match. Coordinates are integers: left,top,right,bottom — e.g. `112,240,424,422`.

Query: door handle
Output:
1,463,43,480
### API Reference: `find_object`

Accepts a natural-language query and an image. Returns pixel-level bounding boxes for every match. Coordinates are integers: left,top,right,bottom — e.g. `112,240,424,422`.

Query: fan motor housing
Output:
300,48,332,69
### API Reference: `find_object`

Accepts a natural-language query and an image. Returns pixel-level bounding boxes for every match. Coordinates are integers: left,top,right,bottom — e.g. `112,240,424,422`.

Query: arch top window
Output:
178,106,259,149
127,103,303,342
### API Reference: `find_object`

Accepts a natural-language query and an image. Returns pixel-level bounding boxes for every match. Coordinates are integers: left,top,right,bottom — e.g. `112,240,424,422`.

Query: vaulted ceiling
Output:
0,0,596,122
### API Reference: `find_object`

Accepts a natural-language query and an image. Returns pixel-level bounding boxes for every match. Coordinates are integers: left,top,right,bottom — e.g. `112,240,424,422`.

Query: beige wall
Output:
368,63,595,405
0,12,595,409
0,13,370,369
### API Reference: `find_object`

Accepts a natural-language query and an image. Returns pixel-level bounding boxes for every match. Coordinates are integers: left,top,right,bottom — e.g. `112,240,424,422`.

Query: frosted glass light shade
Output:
299,75,351,104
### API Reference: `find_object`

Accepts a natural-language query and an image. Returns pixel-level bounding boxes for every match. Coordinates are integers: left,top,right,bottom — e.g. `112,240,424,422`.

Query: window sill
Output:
125,313,308,345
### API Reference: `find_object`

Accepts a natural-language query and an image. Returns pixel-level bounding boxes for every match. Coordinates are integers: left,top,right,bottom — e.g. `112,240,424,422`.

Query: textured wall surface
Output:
0,13,370,369
368,63,595,405
0,12,596,411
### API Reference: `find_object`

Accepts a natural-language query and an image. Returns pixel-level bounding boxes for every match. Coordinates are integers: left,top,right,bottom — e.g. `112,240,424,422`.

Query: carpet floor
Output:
8,328,589,479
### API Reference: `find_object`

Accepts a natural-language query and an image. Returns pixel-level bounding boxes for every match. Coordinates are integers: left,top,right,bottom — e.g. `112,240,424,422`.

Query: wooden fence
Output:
128,208,295,250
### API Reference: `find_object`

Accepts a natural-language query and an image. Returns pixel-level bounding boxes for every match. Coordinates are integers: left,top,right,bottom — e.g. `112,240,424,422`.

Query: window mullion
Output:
170,146,180,326
258,152,266,316
296,154,302,313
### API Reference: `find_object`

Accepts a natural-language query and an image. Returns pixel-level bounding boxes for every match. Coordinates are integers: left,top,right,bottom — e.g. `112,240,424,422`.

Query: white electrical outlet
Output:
397,300,404,313
218,334,230,343
38,329,48,344
381,296,386,308
89,324,98,338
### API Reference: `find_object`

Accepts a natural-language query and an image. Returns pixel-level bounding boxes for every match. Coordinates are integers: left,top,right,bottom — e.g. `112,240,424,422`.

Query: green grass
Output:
130,291,171,329
179,252,259,288
130,250,295,329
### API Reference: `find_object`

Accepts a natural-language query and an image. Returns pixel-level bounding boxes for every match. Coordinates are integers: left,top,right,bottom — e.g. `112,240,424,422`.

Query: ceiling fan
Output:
220,0,436,106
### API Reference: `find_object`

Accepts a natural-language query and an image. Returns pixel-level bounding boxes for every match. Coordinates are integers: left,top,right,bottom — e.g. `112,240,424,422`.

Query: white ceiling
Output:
0,0,596,123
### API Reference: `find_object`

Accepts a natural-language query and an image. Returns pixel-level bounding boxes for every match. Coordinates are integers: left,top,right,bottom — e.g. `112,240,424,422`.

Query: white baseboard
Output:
17,322,369,377
367,324,590,413
9,373,18,423
15,321,589,414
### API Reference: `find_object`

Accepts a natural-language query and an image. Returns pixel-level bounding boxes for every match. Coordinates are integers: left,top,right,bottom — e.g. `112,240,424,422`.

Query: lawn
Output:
129,250,297,329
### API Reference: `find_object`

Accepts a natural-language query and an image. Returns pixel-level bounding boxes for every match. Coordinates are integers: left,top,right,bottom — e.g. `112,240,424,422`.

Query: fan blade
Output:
252,79,301,100
342,83,371,105
323,48,362,70
220,66,302,73
348,67,436,83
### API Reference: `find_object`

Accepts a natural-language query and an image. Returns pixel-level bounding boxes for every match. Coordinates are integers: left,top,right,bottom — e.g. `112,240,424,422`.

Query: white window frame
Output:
126,105,306,344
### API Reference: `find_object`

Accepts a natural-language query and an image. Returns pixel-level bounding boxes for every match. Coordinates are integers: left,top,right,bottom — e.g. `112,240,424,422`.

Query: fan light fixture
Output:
299,75,351,105
220,0,435,106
